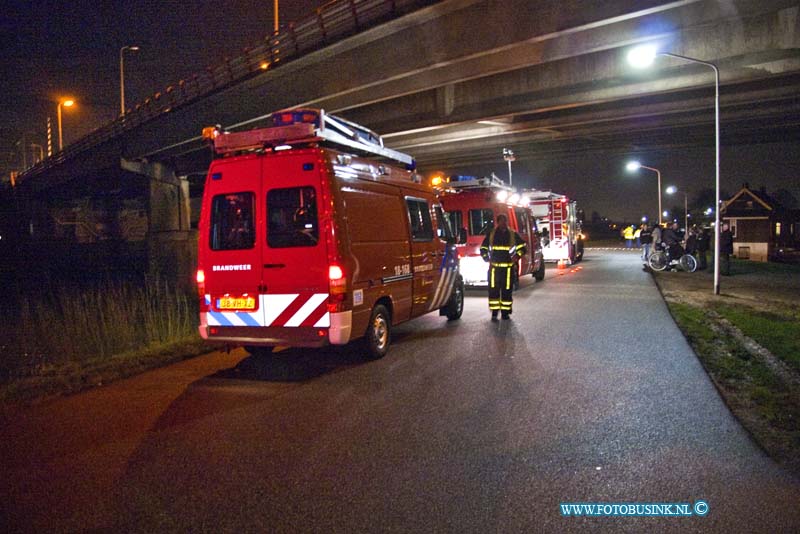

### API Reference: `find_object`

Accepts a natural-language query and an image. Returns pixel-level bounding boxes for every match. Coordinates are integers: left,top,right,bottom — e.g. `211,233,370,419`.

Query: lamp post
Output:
503,148,515,186
666,186,689,236
57,99,75,151
628,44,721,295
120,45,140,115
274,0,279,33
626,161,662,226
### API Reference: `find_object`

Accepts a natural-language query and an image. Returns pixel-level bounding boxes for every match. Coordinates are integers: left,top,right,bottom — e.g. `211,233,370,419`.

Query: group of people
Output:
627,221,734,274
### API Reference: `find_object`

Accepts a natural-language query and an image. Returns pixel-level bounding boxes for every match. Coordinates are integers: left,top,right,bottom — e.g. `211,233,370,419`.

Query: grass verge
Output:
0,276,213,405
666,300,800,476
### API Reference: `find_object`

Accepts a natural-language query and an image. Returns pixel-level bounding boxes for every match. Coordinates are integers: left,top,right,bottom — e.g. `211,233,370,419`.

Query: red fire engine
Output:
438,174,545,286
525,190,583,264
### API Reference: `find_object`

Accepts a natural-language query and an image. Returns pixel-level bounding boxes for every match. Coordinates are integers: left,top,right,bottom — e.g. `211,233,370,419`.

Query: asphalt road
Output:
2,251,799,533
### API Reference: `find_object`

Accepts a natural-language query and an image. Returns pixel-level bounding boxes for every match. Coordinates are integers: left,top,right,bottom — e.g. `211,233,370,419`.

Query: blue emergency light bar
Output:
271,110,322,128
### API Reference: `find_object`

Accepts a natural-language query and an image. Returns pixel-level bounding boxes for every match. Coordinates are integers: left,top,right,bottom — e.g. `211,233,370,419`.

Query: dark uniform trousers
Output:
481,228,526,315
488,263,514,313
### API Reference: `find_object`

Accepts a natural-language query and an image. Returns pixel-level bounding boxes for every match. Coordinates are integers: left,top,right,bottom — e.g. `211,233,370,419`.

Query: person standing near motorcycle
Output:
639,223,653,263
719,222,734,275
695,226,709,270
662,222,683,262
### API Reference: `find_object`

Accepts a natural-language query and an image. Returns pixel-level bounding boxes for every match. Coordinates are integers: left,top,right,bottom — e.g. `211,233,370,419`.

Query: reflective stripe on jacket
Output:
480,227,527,265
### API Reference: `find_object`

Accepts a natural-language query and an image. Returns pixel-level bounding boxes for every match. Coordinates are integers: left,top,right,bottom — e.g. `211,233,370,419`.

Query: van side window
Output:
434,206,453,240
405,198,433,242
267,186,319,248
469,208,494,235
210,192,255,250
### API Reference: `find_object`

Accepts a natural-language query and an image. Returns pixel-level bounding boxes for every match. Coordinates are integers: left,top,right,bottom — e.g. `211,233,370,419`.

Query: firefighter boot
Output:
491,310,499,321
501,311,510,320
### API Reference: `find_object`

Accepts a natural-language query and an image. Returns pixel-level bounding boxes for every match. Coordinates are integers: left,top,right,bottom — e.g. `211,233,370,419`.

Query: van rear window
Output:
469,208,494,236
267,186,319,248
210,192,255,250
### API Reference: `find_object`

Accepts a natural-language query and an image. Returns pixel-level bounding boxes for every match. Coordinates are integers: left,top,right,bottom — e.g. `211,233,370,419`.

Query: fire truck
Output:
438,174,544,287
196,109,463,359
525,190,583,264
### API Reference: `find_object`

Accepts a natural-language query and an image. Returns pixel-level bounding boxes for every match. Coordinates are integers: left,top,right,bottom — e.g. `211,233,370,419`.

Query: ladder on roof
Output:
210,108,416,169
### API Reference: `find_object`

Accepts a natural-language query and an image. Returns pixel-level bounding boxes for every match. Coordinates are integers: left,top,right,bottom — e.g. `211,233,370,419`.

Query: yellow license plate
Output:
216,295,257,311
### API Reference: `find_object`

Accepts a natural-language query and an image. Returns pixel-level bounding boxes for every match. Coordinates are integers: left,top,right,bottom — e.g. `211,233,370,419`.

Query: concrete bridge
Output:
3,0,799,282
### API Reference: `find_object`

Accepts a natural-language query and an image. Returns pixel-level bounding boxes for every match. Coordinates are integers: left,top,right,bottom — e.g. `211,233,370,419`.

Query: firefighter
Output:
480,213,526,320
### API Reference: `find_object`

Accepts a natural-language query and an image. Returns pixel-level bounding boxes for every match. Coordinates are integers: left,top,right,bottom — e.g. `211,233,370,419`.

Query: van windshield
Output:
469,208,494,236
210,192,255,250
267,186,319,248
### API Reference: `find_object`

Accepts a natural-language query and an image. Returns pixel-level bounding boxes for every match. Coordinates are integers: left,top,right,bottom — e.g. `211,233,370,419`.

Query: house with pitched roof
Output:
721,184,799,262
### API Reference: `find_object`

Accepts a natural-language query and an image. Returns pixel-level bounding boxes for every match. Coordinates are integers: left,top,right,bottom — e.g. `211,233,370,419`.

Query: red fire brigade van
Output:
438,175,544,287
525,190,583,264
196,109,464,358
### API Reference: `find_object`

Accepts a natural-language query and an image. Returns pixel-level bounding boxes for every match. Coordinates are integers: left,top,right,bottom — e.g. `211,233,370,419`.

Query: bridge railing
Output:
19,0,436,182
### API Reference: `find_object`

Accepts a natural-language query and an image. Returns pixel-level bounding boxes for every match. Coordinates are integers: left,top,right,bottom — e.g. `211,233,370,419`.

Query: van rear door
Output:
203,156,263,324
260,151,330,330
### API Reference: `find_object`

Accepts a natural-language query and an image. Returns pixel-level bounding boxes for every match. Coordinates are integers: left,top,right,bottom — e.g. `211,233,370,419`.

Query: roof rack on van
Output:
445,173,512,191
204,109,416,170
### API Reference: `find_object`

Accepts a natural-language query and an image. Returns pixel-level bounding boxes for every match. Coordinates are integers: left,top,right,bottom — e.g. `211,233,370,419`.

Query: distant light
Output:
260,61,270,70
662,210,669,217
625,161,642,172
431,175,443,187
666,186,677,194
705,208,713,215
641,216,648,222
628,44,658,69
62,99,75,107
129,46,140,51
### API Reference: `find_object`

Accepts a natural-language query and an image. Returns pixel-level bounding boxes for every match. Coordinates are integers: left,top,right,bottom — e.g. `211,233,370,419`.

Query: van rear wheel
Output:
364,304,391,359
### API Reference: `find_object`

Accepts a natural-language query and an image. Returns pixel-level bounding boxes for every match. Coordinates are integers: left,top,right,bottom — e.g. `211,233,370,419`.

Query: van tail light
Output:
196,269,208,312
328,264,347,312
329,265,343,281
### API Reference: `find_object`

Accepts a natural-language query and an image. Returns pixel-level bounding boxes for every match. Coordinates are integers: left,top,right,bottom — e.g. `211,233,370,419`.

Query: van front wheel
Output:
364,304,391,359
443,277,464,320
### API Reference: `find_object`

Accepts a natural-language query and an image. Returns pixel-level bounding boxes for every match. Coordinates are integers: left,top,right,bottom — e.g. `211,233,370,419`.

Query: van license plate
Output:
216,295,257,311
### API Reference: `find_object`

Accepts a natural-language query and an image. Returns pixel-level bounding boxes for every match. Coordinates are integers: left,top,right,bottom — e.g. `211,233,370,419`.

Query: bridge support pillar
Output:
121,158,195,289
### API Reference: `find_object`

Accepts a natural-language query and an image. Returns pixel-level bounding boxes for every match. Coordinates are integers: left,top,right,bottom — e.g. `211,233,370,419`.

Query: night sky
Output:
2,0,798,222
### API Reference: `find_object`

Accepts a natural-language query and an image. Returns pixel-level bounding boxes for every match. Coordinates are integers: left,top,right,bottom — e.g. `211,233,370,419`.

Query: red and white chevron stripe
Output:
205,293,330,328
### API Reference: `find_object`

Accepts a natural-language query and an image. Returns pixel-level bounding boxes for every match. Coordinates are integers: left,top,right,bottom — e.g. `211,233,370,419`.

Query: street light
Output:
57,98,75,151
502,148,515,186
626,160,663,226
120,45,140,115
628,43,721,295
666,185,689,235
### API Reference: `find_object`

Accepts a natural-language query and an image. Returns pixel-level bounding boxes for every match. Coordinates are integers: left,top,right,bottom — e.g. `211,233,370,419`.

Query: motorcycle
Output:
647,243,697,272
